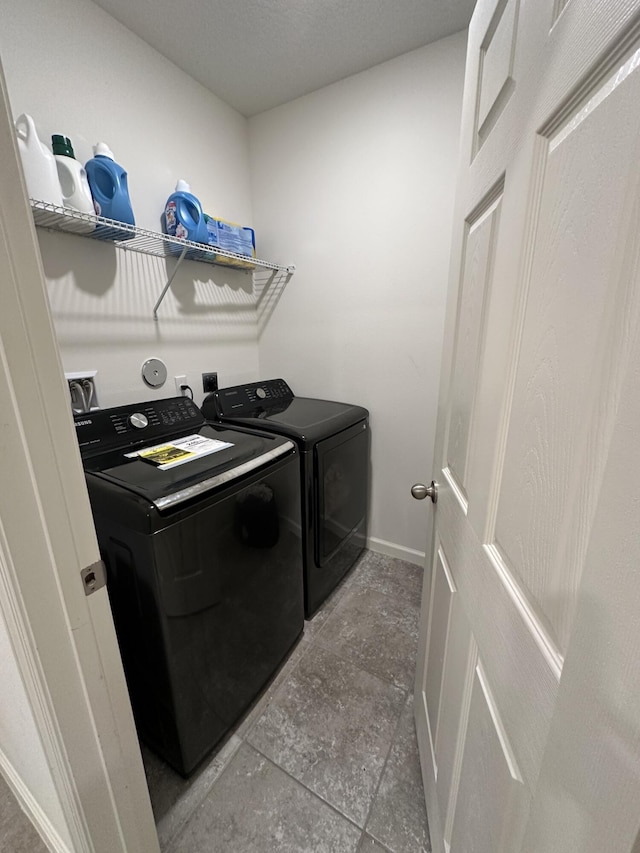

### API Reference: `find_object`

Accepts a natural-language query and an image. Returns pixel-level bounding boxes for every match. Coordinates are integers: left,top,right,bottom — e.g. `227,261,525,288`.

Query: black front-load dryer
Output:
74,396,304,776
202,379,369,618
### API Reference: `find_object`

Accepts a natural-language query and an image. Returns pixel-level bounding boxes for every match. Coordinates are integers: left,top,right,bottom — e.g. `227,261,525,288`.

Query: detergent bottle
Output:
163,180,209,244
51,134,95,232
15,114,63,207
85,143,135,233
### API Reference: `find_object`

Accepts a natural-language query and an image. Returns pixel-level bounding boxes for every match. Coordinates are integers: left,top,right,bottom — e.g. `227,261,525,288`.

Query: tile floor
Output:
0,774,47,853
143,550,431,852
0,550,430,853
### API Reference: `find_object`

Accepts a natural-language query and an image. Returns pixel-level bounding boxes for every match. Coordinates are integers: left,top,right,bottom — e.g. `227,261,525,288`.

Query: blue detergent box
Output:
205,215,256,269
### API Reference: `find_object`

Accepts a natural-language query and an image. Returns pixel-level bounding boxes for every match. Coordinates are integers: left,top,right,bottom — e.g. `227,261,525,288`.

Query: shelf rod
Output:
153,245,188,320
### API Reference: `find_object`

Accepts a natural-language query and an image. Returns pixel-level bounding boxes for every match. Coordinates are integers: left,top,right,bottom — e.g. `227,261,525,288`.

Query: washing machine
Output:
201,379,369,618
74,396,304,776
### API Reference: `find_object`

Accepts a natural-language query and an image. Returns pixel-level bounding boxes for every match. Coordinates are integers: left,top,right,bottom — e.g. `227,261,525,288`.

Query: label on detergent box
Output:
207,219,254,255
206,217,220,247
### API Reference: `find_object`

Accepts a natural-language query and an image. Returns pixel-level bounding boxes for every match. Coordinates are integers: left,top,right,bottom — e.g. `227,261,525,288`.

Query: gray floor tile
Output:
316,585,420,691
349,551,424,608
0,774,47,853
144,635,310,845
172,742,361,852
357,833,392,852
366,696,431,853
143,735,243,850
234,633,312,740
303,551,368,638
247,644,406,826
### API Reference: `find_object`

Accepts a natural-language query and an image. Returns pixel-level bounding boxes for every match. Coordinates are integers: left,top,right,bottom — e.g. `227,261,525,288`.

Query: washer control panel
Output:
74,397,204,455
208,379,293,418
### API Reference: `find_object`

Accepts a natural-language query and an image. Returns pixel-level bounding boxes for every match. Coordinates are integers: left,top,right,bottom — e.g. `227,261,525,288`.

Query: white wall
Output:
250,32,467,561
0,0,263,407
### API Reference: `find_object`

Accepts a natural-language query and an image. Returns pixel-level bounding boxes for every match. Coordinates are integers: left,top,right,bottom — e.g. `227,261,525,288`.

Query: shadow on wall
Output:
168,258,253,315
36,230,291,346
256,268,294,336
39,228,117,297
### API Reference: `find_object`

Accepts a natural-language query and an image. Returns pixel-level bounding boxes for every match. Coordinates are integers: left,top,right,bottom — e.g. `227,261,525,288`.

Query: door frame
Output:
0,60,159,853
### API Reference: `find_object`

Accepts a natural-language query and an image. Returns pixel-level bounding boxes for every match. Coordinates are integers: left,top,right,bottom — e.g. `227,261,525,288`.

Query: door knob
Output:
411,481,438,503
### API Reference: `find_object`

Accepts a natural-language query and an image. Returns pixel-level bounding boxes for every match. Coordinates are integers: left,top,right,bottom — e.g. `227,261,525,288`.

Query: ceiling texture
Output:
92,0,476,117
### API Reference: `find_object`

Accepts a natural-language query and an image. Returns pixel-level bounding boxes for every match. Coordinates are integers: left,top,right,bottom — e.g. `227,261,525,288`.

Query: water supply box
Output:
205,215,256,270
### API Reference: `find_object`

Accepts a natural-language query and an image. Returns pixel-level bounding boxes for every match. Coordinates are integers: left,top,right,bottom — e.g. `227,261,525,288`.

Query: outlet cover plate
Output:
202,372,218,393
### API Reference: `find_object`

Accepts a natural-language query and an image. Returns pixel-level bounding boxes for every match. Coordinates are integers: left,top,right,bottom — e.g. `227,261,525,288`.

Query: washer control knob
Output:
256,387,267,400
129,412,149,429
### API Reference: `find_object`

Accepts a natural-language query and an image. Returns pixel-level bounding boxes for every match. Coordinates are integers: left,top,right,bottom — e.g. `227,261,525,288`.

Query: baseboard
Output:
366,537,425,566
0,749,71,853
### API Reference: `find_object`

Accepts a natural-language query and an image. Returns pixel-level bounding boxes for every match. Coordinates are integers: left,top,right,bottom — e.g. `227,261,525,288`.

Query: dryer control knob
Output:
256,387,267,399
129,412,149,429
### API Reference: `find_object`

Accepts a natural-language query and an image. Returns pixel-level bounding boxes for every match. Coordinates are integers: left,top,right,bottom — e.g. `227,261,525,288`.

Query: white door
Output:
0,57,159,852
414,1,640,851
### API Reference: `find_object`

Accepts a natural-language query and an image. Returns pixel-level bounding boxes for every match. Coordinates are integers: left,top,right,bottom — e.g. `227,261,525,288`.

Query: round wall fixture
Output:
141,357,167,388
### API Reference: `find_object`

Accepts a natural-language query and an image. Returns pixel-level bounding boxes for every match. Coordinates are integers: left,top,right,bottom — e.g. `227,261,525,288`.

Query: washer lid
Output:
82,423,295,511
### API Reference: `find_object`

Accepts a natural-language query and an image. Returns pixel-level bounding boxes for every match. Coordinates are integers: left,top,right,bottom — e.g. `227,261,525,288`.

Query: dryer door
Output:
314,420,369,567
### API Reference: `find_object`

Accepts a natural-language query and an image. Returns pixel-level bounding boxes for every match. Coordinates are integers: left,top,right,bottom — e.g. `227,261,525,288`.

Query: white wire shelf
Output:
29,199,295,318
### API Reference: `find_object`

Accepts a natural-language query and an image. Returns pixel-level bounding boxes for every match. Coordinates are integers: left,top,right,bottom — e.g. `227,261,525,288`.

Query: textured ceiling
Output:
91,0,475,117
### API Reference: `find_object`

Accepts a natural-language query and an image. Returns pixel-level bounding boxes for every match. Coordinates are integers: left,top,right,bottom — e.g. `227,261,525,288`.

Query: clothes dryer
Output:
202,379,369,617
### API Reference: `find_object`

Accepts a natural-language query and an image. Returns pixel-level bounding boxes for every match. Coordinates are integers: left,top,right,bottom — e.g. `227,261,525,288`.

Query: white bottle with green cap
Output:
52,134,95,232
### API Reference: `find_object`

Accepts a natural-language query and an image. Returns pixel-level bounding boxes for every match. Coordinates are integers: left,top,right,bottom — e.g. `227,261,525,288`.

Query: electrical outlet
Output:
202,372,218,393
174,374,187,396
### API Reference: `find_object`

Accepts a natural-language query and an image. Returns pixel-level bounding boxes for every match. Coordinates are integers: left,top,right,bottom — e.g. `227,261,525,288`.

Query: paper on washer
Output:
127,434,233,470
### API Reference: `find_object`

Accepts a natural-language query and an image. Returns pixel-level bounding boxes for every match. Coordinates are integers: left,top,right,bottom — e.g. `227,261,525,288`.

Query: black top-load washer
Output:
202,379,369,617
74,396,304,776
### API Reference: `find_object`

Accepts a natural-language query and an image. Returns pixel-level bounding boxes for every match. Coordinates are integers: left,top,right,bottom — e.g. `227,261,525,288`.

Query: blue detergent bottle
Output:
163,180,209,245
85,143,135,234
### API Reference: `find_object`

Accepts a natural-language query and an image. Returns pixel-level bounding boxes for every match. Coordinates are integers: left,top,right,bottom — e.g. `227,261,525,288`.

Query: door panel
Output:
450,663,528,853
446,191,502,501
494,52,640,653
476,0,519,148
415,1,640,850
424,548,456,746
438,483,559,791
434,585,474,840
521,269,640,851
